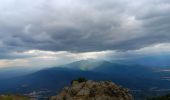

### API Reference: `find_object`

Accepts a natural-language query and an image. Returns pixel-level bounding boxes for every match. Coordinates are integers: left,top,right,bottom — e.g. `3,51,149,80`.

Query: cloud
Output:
0,0,170,67
1,43,170,68
0,50,112,68
106,43,170,61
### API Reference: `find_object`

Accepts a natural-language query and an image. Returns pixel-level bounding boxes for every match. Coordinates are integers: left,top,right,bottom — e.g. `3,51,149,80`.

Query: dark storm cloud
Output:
0,0,170,59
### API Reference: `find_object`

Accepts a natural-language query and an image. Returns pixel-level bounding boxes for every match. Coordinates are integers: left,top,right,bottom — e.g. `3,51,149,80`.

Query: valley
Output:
0,60,170,100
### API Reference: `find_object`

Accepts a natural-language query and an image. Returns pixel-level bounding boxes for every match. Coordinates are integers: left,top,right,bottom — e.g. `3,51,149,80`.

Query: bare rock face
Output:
51,80,134,100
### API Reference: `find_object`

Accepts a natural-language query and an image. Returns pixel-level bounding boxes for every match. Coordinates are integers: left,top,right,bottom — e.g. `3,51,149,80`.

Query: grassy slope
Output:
0,95,29,100
147,94,170,100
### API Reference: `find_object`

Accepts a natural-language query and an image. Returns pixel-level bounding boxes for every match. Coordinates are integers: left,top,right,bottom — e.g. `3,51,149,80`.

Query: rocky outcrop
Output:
51,80,134,100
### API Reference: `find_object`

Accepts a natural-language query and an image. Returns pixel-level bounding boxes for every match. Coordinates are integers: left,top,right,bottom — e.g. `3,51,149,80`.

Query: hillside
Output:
0,94,29,100
147,94,170,100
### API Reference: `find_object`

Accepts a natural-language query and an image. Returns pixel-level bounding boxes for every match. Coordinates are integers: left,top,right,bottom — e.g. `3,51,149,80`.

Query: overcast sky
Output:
0,0,170,68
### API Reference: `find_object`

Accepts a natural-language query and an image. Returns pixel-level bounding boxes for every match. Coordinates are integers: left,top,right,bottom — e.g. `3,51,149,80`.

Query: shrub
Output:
71,77,87,84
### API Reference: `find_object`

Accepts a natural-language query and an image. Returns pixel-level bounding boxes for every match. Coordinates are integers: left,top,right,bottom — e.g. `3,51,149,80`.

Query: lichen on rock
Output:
51,80,134,100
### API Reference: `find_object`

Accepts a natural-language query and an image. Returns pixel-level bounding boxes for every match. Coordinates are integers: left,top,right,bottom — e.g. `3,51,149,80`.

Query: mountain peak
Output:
64,59,111,71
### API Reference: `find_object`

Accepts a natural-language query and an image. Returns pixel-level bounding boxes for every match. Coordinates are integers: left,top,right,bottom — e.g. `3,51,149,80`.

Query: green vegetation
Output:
0,94,29,100
71,77,87,84
147,94,170,100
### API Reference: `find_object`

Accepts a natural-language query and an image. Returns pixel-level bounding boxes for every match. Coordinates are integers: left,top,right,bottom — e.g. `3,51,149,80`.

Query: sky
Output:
0,0,170,68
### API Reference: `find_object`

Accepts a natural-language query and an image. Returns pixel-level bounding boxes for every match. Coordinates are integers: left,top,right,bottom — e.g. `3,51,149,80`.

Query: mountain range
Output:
0,60,170,99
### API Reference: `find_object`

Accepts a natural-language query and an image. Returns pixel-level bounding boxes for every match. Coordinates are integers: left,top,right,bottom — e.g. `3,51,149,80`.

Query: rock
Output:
51,80,134,100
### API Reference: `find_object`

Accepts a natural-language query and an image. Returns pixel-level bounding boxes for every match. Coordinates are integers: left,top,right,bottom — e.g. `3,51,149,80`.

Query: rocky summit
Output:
51,80,134,100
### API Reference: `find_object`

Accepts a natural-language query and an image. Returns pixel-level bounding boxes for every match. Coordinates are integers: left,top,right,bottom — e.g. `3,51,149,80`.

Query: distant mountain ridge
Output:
62,59,108,71
0,67,37,80
0,60,170,100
